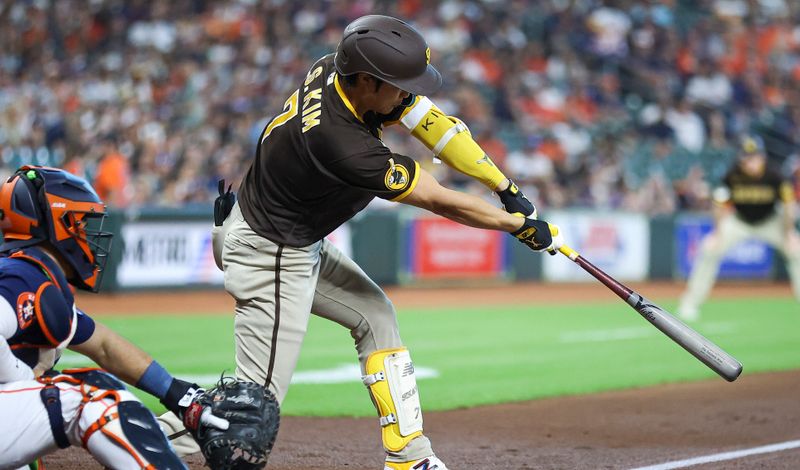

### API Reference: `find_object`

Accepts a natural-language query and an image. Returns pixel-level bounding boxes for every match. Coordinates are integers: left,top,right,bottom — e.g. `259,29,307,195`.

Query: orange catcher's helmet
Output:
0,166,113,292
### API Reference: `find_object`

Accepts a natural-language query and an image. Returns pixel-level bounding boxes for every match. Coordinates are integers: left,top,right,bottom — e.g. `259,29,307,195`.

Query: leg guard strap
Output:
40,383,70,449
82,412,120,448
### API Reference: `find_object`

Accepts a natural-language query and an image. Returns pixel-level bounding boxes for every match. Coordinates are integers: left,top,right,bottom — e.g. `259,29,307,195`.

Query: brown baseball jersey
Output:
723,164,794,224
238,54,419,247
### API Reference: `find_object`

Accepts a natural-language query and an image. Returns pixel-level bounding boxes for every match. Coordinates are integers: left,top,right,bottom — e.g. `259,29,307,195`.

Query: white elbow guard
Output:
400,97,470,154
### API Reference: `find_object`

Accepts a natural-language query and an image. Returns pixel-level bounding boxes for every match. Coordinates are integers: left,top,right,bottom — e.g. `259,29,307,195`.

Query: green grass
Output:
65,296,800,417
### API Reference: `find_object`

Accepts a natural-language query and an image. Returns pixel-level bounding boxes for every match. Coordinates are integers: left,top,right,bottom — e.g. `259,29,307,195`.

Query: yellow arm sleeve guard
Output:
398,96,508,190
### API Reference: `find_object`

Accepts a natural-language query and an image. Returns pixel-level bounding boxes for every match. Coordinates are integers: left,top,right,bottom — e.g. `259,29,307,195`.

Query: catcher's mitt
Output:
187,377,280,470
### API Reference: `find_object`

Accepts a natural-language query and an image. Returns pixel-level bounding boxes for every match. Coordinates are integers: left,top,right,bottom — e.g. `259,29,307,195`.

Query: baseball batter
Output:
161,15,563,469
678,136,800,320
0,166,230,469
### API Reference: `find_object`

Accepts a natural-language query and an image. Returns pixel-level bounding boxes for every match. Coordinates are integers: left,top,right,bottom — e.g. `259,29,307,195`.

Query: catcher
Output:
0,369,187,470
0,166,278,468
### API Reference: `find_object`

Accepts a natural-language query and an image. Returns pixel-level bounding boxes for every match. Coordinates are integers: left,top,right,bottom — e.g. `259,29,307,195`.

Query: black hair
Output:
342,73,358,87
341,73,383,92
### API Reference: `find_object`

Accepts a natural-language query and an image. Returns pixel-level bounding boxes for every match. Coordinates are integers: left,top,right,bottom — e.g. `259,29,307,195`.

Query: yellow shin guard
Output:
363,347,424,453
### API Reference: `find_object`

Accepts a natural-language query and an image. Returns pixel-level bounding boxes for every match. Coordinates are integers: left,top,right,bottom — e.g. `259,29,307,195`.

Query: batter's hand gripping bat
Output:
555,242,743,382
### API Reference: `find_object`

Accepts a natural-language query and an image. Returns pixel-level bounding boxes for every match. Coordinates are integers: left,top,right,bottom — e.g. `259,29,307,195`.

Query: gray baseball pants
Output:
159,202,433,461
680,212,800,313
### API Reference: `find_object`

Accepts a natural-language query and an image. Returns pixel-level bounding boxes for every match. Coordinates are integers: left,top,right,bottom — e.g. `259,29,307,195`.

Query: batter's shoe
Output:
384,455,448,470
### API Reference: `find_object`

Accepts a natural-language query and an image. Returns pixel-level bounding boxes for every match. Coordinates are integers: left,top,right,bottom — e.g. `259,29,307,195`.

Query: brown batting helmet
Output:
334,15,442,96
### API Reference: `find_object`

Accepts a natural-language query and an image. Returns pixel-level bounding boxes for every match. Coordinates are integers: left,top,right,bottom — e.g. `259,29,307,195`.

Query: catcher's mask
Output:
0,166,113,292
334,15,442,96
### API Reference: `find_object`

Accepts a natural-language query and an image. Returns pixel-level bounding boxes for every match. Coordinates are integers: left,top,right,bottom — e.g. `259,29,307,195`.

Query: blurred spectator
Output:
506,136,555,184
94,135,131,208
685,61,733,109
0,0,797,212
586,2,632,60
665,96,706,153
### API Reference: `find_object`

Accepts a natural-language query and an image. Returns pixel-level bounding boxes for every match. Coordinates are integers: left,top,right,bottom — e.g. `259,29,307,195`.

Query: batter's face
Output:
347,74,411,118
366,80,410,115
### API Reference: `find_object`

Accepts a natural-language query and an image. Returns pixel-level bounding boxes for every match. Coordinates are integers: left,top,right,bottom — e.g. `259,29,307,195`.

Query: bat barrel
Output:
628,293,743,382
559,246,743,382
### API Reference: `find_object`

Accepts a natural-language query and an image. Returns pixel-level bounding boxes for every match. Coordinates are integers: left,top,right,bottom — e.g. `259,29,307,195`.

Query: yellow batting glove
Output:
511,217,563,255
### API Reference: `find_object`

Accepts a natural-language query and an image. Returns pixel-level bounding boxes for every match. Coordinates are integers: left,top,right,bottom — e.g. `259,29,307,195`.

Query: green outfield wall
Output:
101,207,792,291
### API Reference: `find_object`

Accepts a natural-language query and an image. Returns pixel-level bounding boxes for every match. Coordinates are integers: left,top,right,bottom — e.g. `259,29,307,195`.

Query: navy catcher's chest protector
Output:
0,248,85,367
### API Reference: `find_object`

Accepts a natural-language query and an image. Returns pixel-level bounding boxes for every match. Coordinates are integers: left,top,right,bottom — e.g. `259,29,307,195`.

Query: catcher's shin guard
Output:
363,347,424,453
57,369,186,469
114,401,188,469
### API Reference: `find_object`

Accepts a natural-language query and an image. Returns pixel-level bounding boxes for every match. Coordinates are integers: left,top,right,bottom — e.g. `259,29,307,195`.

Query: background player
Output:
161,15,562,470
678,136,800,321
0,166,229,468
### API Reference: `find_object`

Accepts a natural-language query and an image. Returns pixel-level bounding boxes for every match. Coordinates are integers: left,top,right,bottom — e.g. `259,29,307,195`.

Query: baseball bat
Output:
556,243,743,382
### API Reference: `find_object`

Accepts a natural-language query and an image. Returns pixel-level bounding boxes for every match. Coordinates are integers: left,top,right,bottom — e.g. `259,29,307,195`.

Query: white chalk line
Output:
56,353,439,386
630,439,800,470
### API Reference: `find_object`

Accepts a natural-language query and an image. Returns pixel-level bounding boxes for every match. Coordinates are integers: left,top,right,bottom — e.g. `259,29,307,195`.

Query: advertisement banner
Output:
542,211,650,282
674,217,773,279
117,220,354,288
118,222,223,287
407,217,506,279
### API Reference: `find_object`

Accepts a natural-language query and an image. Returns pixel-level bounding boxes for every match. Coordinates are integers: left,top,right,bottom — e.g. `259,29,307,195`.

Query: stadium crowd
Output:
0,0,798,214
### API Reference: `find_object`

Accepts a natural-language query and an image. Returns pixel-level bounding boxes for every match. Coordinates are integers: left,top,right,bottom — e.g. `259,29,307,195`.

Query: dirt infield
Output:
74,280,794,315
49,369,800,469
50,281,799,469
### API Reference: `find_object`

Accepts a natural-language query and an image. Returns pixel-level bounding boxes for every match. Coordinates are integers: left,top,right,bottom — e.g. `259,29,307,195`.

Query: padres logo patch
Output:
385,158,410,191
17,292,36,329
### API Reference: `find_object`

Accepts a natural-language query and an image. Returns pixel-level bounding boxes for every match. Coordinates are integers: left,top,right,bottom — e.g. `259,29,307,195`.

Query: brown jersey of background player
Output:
723,150,794,225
